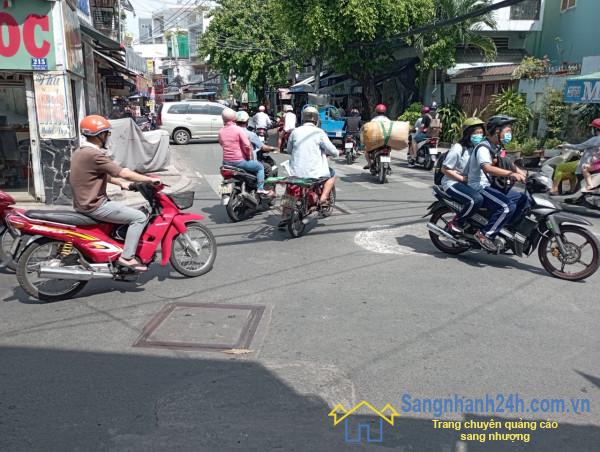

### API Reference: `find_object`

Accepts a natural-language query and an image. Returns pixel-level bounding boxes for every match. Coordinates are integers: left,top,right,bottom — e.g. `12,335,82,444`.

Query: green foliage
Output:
513,56,545,80
437,102,465,143
198,0,295,97
415,0,497,74
543,137,563,149
577,104,600,133
505,140,520,152
397,102,423,125
489,89,533,141
519,137,540,156
542,88,569,140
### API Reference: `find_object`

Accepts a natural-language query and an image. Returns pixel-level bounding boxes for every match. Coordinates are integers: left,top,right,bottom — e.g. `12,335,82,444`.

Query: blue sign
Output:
77,0,90,16
564,78,600,104
31,58,48,71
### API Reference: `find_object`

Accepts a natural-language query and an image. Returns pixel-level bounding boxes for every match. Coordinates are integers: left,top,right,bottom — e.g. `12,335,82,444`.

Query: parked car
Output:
158,101,225,145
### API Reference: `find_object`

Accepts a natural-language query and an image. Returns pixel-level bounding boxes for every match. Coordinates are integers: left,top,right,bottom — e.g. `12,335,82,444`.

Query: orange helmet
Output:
80,115,111,136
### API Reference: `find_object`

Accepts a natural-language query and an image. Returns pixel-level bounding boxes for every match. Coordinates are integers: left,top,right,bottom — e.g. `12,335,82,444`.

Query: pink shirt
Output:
219,121,252,162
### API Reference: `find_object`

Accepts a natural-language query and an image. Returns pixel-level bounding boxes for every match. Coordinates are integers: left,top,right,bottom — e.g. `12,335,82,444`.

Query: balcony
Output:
90,0,119,41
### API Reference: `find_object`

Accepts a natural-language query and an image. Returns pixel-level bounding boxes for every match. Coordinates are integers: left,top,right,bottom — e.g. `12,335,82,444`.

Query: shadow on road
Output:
0,346,598,451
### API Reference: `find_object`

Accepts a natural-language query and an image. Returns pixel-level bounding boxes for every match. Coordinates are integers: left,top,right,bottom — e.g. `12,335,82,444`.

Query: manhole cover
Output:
134,303,265,351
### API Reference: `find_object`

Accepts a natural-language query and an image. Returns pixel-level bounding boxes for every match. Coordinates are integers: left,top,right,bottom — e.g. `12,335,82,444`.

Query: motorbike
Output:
408,136,440,170
425,173,599,281
541,148,600,213
0,190,23,270
135,116,151,132
344,134,358,165
273,176,336,238
220,153,278,222
5,182,217,302
368,146,392,184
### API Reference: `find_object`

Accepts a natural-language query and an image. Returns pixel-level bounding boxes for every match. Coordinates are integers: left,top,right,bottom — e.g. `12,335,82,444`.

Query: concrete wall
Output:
518,76,569,138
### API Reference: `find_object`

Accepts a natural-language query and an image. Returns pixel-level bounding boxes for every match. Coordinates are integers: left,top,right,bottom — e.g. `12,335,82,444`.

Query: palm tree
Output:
415,0,498,103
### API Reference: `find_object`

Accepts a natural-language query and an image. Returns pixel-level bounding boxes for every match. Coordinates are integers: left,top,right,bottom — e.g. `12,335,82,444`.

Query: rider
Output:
70,115,160,272
550,118,600,195
279,105,297,151
465,115,527,252
235,110,278,175
409,106,432,165
441,118,485,235
288,106,339,205
219,108,273,196
253,105,272,132
363,103,390,169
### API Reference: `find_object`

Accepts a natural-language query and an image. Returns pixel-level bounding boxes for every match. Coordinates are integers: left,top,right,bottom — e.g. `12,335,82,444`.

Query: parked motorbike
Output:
6,182,216,302
274,177,336,238
426,173,599,281
369,146,392,184
408,136,440,170
0,190,23,270
344,134,358,165
220,153,278,222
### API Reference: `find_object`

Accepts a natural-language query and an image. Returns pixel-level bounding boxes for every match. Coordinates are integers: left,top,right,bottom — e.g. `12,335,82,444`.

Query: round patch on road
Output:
354,223,435,256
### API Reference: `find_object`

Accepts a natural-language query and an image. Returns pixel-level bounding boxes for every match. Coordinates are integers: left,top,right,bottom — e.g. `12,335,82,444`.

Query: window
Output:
168,104,189,114
561,0,576,12
208,105,224,116
189,104,210,114
510,0,540,20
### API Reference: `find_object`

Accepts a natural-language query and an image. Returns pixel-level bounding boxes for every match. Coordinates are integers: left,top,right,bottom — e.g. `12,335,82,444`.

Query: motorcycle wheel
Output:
538,225,600,281
0,227,17,271
423,152,434,171
346,151,352,165
287,208,306,238
16,239,88,302
428,207,470,255
226,191,252,222
170,221,217,277
378,163,387,184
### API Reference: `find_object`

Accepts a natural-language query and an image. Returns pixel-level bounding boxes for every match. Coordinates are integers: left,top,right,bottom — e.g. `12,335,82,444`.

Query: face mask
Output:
502,132,512,145
470,134,484,145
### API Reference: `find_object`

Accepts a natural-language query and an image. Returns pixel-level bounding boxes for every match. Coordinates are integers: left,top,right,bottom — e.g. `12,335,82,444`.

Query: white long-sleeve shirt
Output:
283,112,297,132
253,111,271,129
288,123,339,178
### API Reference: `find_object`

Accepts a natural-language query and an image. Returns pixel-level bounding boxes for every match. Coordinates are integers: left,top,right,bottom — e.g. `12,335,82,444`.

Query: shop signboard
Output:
62,2,85,77
0,0,56,71
33,72,76,139
106,76,125,89
564,75,600,104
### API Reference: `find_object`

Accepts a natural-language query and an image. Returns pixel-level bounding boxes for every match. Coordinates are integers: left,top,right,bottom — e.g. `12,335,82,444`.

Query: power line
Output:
133,0,206,44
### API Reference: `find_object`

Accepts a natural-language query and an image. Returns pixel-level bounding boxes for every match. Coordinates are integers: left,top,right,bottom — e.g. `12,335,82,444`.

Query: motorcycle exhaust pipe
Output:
39,266,114,281
240,191,259,207
426,222,460,244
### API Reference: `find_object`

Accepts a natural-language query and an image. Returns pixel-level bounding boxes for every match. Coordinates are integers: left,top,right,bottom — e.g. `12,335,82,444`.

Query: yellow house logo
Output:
328,401,399,444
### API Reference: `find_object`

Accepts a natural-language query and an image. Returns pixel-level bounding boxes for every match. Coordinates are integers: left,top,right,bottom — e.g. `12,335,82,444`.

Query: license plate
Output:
219,183,233,195
429,148,438,155
281,195,297,208
380,156,391,163
345,142,354,149
335,132,342,138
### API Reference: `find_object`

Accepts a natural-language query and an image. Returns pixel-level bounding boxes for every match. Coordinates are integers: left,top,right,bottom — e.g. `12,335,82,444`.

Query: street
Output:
1,142,600,451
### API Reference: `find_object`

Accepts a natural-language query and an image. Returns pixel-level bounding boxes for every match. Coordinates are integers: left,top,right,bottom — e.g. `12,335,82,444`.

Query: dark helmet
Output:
486,115,516,134
526,173,552,194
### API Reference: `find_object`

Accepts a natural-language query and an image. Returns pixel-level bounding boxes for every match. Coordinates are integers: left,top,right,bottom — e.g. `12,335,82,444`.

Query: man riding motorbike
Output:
550,118,600,195
441,117,485,235
363,103,390,170
279,105,297,151
465,115,528,252
219,108,273,197
409,106,432,166
70,115,160,272
253,105,272,132
288,106,339,206
236,110,278,176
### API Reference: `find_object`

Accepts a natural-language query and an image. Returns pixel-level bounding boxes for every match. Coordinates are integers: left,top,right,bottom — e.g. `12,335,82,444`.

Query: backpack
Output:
427,114,442,138
434,145,466,186
472,142,515,194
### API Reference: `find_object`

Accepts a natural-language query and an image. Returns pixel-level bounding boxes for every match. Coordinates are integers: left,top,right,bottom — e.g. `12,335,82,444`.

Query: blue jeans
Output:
444,183,483,226
505,190,529,225
414,131,428,143
225,160,265,189
479,187,515,238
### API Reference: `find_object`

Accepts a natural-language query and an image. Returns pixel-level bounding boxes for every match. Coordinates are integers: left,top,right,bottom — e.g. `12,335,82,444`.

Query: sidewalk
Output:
15,164,192,210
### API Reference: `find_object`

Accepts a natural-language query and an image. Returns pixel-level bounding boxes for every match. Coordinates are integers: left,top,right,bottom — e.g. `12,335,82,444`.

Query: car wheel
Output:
173,129,191,145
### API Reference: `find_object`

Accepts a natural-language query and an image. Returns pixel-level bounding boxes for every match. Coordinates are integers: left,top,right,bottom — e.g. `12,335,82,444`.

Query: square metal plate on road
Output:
133,302,265,351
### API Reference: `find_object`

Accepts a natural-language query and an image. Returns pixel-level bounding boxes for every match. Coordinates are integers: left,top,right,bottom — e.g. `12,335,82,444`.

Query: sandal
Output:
117,257,148,272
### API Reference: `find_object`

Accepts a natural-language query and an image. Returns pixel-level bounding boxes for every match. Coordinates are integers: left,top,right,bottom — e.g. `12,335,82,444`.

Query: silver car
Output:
158,101,225,145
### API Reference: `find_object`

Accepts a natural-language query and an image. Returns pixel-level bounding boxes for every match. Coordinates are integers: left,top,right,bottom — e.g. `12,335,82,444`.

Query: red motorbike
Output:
0,190,23,270
5,182,217,302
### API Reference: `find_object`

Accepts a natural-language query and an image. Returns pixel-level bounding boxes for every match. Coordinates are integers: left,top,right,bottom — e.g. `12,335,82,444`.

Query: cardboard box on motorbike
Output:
361,121,409,152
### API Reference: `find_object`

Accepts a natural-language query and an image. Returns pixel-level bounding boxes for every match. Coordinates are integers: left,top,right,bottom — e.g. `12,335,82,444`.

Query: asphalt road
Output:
1,140,600,451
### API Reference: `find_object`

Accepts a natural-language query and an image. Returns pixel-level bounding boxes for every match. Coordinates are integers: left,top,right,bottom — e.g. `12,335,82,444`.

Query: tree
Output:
272,0,433,116
415,0,497,103
198,0,295,101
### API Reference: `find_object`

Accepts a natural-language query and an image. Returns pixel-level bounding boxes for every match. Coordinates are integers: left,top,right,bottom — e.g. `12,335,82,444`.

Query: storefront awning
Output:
81,23,121,51
564,72,600,104
93,50,139,78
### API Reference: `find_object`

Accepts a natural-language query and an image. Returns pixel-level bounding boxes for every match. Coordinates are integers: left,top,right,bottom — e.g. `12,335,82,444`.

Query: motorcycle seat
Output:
222,165,258,181
433,186,458,203
25,210,100,226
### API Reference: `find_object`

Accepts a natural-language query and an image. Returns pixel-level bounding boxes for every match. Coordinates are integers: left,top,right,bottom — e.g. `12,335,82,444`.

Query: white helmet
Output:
235,111,250,123
258,105,266,112
301,106,319,124
283,105,293,112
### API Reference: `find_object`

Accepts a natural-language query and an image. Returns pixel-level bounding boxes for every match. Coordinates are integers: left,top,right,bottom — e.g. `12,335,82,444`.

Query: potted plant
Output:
520,137,542,168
